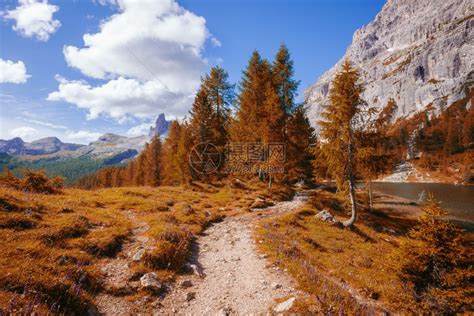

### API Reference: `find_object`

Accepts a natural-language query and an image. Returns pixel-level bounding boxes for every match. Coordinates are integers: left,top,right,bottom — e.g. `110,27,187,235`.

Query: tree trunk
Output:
343,139,357,228
368,179,373,211
343,176,357,227
268,174,272,189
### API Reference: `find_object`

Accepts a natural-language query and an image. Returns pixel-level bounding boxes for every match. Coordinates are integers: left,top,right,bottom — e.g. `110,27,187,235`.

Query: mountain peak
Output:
149,113,170,137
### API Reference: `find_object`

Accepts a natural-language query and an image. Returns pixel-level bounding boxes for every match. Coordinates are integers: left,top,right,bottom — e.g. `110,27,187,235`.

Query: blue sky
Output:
0,0,385,144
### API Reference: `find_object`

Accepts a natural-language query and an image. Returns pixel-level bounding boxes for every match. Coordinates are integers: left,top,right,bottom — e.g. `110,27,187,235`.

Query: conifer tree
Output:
177,121,193,183
272,44,299,118
144,136,162,186
318,60,365,227
397,196,471,313
230,51,270,143
461,104,474,148
203,66,235,147
161,120,183,185
287,105,315,181
189,88,213,145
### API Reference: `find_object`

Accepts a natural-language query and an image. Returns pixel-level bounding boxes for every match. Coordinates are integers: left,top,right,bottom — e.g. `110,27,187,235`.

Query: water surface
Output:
371,182,474,231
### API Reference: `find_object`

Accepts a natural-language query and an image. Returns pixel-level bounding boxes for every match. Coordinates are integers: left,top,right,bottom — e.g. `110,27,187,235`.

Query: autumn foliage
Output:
396,196,472,313
0,169,63,194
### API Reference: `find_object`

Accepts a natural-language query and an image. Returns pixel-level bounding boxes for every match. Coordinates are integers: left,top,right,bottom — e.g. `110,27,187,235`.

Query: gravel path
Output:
155,192,309,315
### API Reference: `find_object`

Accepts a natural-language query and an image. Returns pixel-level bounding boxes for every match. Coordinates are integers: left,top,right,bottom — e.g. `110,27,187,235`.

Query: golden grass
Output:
0,179,285,313
256,189,424,314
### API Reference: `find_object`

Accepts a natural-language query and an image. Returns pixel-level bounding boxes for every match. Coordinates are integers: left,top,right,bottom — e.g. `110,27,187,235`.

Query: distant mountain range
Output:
0,113,171,184
0,137,83,156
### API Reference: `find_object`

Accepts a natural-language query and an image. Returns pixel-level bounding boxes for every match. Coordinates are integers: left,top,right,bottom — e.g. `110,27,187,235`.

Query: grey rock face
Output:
149,113,170,137
305,0,474,131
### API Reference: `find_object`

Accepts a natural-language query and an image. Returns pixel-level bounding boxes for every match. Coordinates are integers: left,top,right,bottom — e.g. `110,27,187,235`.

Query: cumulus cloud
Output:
2,0,61,42
49,0,214,122
127,122,152,137
11,126,38,139
0,58,31,84
47,76,193,122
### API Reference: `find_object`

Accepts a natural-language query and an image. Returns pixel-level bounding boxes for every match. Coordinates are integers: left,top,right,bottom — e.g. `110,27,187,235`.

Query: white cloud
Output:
211,36,222,47
49,0,213,122
63,130,102,144
11,126,38,139
47,76,193,122
127,122,152,137
2,0,61,42
0,58,31,84
22,118,67,130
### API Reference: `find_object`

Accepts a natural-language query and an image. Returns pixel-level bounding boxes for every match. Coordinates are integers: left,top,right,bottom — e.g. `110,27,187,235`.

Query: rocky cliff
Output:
305,0,473,131
149,113,170,137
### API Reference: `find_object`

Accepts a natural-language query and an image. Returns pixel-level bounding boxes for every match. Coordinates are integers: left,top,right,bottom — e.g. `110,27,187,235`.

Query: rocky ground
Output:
93,192,309,315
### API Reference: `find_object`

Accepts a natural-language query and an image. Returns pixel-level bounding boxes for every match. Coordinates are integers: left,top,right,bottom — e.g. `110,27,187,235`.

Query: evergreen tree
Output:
318,60,365,227
272,44,299,117
161,120,183,186
230,51,270,143
287,105,315,181
397,196,471,313
144,136,162,186
203,66,235,147
461,104,474,148
177,121,193,184
189,88,213,145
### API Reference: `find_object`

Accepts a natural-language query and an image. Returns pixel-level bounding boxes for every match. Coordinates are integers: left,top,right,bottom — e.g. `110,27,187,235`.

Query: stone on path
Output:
273,297,296,313
140,273,162,291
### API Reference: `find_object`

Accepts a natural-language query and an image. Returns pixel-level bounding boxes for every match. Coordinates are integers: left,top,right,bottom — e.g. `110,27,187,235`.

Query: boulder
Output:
273,297,295,313
140,272,162,291
315,210,335,222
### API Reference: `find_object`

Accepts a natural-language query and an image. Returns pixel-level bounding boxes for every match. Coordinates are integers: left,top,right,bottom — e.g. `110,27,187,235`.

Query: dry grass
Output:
0,178,284,313
255,188,428,314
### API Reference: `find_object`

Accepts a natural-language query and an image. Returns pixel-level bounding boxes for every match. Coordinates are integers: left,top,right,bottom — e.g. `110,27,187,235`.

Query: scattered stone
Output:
185,292,196,301
271,282,282,289
315,209,336,222
184,263,204,278
132,248,145,262
140,273,162,292
217,306,233,316
230,178,248,189
165,199,174,207
180,280,193,288
259,254,268,259
250,197,275,209
273,297,295,313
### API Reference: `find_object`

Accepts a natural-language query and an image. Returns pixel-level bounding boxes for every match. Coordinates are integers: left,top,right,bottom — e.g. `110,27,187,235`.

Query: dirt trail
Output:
95,210,153,315
155,192,309,315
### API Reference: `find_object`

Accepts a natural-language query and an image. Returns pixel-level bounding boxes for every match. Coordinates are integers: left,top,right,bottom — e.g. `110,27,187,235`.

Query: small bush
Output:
0,169,64,194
